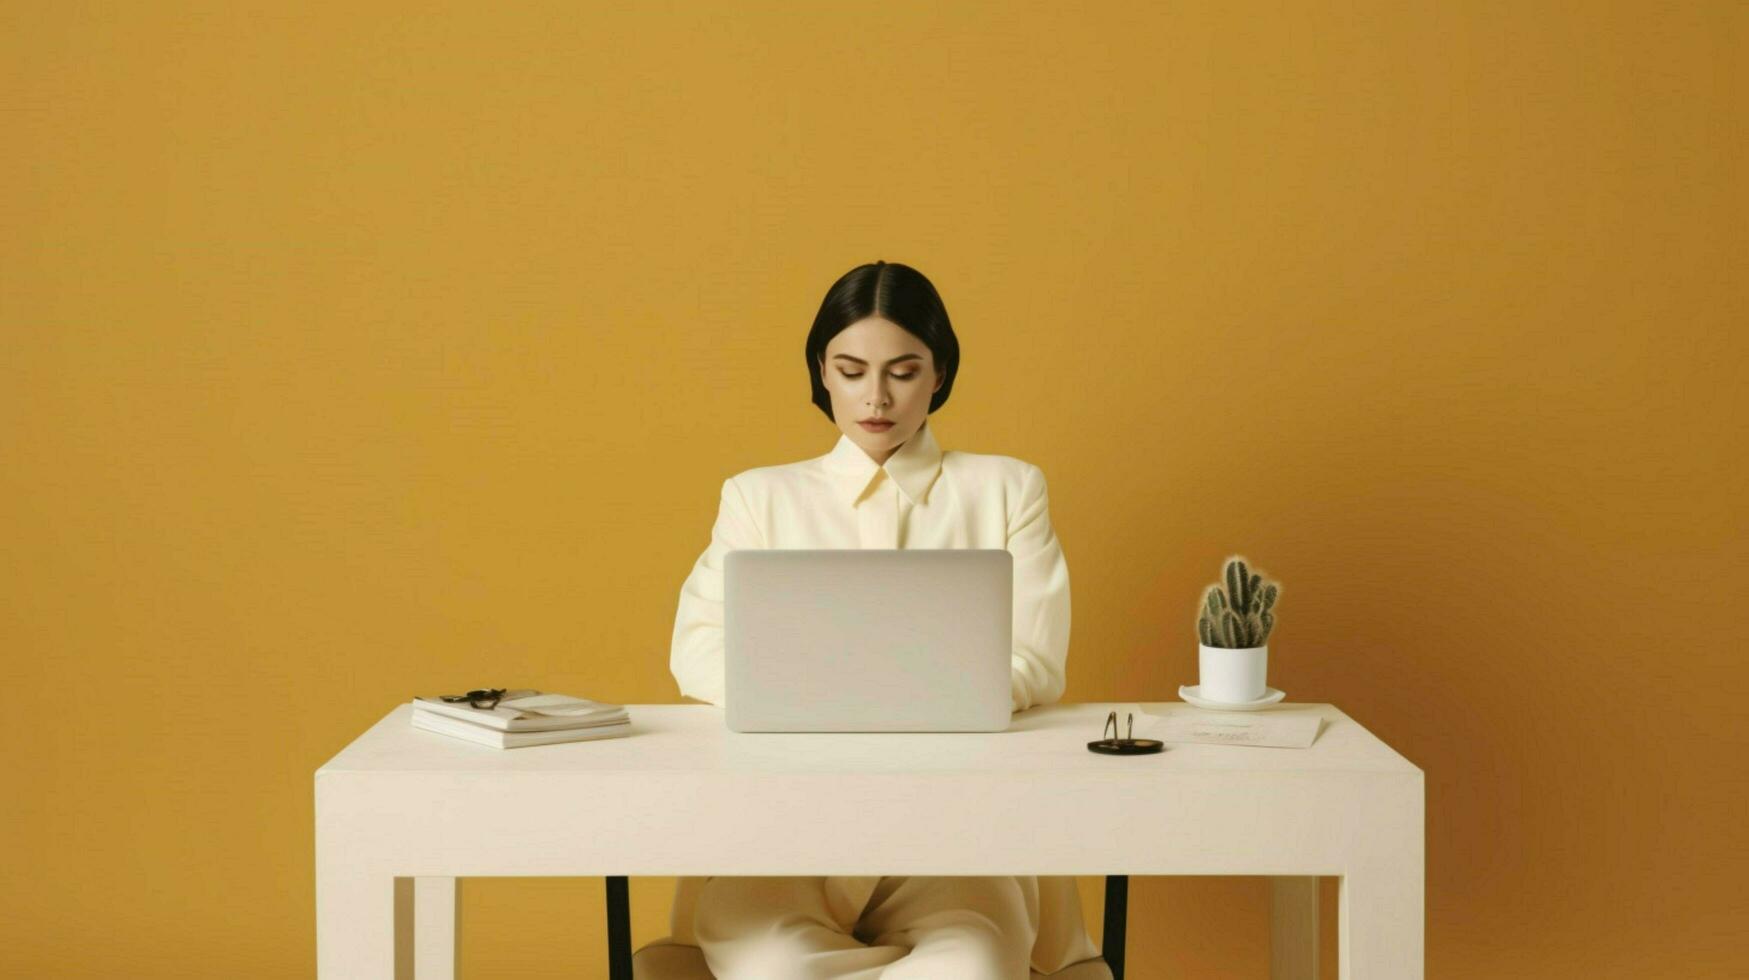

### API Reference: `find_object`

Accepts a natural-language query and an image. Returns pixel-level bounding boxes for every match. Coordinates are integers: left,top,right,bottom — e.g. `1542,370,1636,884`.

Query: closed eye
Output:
840,372,917,380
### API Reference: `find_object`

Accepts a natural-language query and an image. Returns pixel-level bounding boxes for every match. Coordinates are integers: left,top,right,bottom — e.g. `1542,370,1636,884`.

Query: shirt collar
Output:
821,419,944,507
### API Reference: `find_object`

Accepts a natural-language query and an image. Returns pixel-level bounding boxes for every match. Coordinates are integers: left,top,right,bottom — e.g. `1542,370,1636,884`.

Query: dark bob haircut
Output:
805,260,961,423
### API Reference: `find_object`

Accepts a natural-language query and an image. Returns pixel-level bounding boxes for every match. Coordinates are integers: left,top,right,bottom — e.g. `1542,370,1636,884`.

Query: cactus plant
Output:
1196,555,1281,649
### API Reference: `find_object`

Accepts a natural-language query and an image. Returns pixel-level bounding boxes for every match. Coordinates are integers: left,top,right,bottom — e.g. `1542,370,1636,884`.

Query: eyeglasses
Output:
1087,710,1164,755
439,688,508,709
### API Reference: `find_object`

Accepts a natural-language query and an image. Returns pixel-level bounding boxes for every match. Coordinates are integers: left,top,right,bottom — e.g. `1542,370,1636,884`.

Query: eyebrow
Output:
832,354,923,366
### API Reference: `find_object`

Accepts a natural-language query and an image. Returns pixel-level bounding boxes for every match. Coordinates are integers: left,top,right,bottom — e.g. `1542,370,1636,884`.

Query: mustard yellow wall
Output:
4,1,1742,976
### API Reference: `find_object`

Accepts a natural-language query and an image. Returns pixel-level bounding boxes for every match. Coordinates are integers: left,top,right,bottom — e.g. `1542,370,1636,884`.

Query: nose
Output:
864,375,891,407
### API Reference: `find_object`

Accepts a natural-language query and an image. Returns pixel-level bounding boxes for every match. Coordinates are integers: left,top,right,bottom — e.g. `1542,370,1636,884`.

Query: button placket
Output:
895,489,913,549
857,472,901,549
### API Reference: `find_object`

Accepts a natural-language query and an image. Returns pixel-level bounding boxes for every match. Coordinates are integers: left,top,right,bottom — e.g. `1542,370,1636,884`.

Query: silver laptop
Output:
724,549,1013,733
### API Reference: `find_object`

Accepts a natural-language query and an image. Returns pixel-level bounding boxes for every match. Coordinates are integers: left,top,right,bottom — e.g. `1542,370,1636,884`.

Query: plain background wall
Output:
4,1,1743,976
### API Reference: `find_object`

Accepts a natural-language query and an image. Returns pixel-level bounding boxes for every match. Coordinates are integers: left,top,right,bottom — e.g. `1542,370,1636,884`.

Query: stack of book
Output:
410,689,632,749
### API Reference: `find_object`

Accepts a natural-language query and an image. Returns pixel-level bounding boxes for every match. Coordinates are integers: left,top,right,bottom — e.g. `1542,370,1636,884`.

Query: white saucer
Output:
1178,685,1286,711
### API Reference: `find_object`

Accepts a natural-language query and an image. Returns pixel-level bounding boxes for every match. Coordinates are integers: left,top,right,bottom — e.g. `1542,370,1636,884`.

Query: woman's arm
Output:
669,476,763,705
1008,463,1071,712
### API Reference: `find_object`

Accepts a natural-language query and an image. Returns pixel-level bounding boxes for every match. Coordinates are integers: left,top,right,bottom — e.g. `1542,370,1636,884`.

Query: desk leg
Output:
1339,862,1423,979
1270,876,1318,980
317,867,396,977
400,877,458,979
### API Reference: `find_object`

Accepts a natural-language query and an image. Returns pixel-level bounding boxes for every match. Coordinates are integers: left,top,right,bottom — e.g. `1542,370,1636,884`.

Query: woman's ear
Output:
933,369,945,393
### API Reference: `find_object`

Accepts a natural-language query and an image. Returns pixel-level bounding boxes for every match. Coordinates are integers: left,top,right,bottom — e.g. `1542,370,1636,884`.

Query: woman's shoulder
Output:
721,455,830,498
942,448,1044,487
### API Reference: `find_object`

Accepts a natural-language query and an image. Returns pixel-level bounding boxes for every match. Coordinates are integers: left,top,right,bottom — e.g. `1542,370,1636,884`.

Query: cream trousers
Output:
692,875,1042,980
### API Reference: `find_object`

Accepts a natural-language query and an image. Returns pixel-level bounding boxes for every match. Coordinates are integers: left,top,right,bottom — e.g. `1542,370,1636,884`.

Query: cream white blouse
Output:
665,420,1099,974
669,418,1072,714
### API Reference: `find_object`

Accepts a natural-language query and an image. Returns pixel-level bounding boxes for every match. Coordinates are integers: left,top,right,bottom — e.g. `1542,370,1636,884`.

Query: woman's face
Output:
819,317,944,464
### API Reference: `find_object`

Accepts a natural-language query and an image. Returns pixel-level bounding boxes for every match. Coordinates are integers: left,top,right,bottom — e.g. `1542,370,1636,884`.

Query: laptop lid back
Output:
724,549,1013,733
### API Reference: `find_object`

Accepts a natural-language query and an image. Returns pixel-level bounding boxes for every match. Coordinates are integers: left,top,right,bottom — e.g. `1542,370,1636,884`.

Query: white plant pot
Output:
1198,643,1269,703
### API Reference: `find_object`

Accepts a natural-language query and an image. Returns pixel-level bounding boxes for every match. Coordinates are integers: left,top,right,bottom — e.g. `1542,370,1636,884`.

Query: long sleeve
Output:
670,476,764,705
1007,463,1071,712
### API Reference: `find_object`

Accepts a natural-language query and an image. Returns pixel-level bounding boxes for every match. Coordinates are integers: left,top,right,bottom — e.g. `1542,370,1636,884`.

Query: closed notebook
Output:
411,690,629,732
411,709,633,749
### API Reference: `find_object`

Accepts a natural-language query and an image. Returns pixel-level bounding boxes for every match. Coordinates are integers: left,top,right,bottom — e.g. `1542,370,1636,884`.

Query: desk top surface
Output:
317,701,1420,777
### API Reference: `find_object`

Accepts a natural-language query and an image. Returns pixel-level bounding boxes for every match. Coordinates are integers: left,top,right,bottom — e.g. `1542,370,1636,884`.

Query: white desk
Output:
316,701,1422,979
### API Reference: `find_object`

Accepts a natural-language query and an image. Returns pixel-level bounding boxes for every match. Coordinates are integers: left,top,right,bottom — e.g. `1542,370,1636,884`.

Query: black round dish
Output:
1086,737,1164,755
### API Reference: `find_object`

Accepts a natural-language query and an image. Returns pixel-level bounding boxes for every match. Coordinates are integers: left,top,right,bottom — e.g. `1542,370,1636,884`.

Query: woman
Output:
668,261,1101,980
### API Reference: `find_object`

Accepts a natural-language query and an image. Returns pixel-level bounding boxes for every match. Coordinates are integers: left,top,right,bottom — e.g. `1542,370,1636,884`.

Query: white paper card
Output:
1141,707,1321,748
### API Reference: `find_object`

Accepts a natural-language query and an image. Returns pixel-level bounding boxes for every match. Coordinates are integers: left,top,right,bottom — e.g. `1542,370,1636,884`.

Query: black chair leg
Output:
606,875,632,980
1102,875,1127,980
